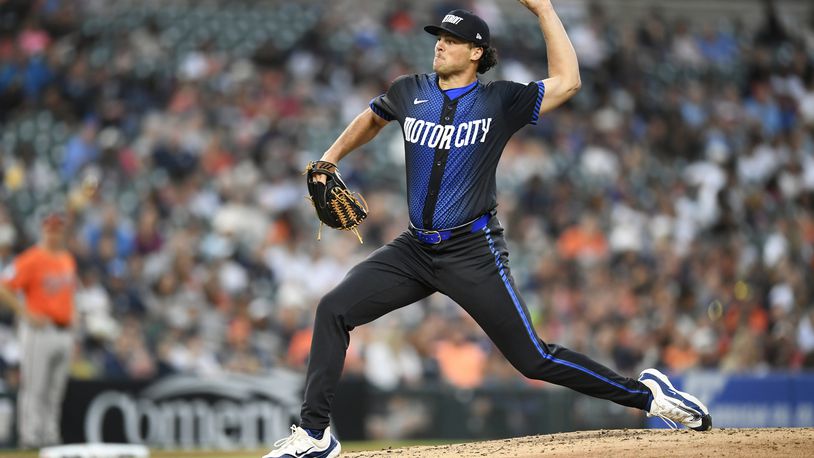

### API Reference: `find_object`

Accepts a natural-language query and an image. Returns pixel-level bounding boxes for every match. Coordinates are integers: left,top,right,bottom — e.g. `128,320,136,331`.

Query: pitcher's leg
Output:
439,225,651,410
300,235,434,429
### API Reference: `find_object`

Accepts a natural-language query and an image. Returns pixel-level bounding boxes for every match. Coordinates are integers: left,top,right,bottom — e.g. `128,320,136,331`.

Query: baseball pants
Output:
18,321,72,447
300,215,652,429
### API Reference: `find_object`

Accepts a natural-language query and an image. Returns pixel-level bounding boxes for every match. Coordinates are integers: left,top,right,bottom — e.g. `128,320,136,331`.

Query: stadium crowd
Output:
0,0,813,399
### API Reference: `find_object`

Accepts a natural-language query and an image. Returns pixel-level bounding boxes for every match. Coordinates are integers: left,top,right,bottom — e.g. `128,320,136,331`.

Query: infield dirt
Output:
342,428,814,457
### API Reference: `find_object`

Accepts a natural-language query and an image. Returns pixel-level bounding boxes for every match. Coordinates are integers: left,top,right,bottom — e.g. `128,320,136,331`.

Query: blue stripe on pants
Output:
482,227,649,396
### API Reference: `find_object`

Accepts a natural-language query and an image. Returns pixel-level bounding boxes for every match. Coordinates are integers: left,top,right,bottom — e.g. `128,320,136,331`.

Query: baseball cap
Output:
424,9,490,47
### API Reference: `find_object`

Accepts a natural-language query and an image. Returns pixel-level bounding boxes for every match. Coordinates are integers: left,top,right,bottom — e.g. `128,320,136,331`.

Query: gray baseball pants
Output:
18,321,72,447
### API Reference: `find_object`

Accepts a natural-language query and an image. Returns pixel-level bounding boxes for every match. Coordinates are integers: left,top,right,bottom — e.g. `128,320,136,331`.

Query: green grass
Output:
0,440,460,458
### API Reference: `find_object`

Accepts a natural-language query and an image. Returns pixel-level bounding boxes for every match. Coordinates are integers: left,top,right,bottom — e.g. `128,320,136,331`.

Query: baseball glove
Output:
305,160,368,243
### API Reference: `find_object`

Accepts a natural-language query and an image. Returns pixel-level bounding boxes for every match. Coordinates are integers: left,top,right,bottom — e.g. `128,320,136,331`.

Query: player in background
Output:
0,212,77,449
266,1,711,457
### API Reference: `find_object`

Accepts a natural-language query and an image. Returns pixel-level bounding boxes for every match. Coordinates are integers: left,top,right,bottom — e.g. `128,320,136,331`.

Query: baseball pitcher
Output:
267,2,711,456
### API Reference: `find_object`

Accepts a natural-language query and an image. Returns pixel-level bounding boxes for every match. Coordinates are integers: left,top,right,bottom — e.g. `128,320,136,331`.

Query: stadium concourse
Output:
0,0,813,442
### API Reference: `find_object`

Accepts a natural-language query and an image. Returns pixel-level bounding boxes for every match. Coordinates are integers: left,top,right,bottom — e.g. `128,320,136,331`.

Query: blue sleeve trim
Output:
529,81,545,125
369,97,394,121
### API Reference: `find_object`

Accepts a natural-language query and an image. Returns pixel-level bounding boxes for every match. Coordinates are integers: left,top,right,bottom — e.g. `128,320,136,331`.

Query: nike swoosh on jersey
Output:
413,98,428,104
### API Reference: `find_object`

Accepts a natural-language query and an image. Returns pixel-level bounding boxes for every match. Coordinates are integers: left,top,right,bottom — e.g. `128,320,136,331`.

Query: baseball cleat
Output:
263,425,341,458
639,368,712,431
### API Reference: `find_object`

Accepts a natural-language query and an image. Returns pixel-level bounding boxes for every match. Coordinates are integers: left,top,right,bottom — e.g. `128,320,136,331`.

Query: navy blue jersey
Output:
370,73,545,229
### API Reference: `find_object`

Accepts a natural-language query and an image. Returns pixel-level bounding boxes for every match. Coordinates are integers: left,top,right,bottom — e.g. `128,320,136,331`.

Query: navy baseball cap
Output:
424,9,490,47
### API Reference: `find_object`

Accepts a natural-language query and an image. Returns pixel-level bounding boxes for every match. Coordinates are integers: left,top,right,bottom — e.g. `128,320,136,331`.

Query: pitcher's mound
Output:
344,428,814,457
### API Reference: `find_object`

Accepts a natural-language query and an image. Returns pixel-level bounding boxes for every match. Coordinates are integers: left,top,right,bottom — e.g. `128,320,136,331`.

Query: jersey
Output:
2,246,76,325
370,73,545,229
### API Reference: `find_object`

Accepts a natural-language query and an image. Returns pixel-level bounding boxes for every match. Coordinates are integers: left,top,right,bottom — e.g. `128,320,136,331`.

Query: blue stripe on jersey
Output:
482,227,651,396
529,81,546,125
369,98,394,121
443,80,478,101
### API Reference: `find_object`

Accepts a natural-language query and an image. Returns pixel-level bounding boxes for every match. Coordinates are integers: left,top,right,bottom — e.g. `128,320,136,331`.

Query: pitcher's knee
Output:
514,360,544,380
315,290,349,324
316,295,338,318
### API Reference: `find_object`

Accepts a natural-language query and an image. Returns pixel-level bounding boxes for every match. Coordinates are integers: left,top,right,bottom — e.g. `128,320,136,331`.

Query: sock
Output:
303,427,324,440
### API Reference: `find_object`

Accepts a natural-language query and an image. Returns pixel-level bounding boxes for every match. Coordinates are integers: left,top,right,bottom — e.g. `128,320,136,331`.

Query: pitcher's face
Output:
433,32,482,77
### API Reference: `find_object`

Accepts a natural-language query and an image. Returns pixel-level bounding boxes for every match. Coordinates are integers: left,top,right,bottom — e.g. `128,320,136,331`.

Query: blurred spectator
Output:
62,120,100,182
799,309,814,368
364,326,422,390
435,326,488,390
557,214,609,263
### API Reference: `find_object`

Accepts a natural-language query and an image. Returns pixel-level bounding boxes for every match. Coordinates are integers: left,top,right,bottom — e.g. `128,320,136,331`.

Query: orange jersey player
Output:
0,212,76,449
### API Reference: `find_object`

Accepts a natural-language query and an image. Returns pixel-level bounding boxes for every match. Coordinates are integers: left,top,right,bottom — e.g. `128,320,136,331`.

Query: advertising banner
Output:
60,370,303,449
648,372,814,428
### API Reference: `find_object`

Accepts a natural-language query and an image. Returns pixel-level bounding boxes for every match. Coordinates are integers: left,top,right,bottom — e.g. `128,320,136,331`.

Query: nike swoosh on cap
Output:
414,98,428,104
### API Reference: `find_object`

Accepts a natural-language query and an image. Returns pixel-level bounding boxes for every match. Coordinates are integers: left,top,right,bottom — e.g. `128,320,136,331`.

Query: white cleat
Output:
262,425,341,458
638,368,713,431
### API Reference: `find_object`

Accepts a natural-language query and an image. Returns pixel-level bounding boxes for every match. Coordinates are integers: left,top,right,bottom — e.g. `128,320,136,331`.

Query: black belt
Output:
409,211,494,245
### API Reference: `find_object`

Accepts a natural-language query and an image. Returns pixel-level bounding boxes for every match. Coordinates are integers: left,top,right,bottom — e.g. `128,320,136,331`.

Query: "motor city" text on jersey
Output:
402,116,493,149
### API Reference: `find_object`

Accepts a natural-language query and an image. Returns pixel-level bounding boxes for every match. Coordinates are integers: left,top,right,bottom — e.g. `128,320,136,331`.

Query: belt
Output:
409,211,494,245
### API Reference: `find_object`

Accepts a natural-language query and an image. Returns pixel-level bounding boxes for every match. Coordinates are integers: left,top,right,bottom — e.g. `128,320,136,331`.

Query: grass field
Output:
0,440,457,458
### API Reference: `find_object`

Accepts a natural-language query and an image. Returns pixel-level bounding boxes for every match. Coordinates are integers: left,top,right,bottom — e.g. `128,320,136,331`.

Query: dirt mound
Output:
343,428,814,457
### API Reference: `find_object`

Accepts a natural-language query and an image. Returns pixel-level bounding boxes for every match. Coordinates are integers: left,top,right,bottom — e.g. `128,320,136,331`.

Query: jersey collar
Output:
432,73,480,101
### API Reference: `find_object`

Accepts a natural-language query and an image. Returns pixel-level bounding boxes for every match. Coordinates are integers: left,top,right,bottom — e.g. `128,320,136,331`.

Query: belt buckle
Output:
417,230,442,245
